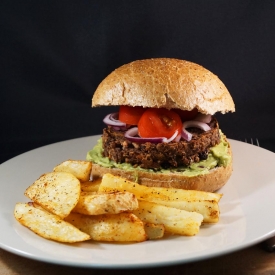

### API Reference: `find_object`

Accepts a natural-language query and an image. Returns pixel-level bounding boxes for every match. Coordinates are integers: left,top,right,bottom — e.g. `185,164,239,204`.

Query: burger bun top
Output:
92,58,235,115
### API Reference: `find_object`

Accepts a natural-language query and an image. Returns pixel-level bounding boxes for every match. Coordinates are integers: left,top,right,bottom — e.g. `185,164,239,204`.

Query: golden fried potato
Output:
133,200,203,236
14,203,90,243
73,191,139,215
144,223,165,240
65,212,147,242
152,199,220,223
53,160,92,182
99,173,222,202
81,178,102,192
99,173,221,222
14,163,222,245
25,172,80,219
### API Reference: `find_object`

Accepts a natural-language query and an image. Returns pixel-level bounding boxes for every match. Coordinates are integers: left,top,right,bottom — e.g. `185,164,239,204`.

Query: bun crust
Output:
92,58,235,115
91,142,233,193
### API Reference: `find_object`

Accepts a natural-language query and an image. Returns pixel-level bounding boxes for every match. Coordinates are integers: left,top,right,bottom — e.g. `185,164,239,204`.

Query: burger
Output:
87,58,235,192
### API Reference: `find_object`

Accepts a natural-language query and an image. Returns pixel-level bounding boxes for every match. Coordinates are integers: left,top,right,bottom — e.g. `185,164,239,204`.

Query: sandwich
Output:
87,58,235,192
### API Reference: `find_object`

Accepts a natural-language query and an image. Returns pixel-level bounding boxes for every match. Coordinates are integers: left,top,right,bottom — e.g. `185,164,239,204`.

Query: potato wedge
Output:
25,172,80,219
73,191,139,215
81,178,102,192
65,212,147,242
14,203,90,243
133,200,203,236
144,223,165,240
151,199,220,223
99,173,221,222
53,160,92,182
99,173,222,202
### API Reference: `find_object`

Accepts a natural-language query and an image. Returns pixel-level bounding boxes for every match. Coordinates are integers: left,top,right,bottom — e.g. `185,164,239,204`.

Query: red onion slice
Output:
194,113,212,123
181,121,211,141
181,128,193,142
165,130,179,143
103,112,128,130
174,133,182,142
125,127,179,143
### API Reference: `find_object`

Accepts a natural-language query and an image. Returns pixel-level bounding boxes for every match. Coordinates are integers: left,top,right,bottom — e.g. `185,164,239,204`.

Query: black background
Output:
1,0,275,164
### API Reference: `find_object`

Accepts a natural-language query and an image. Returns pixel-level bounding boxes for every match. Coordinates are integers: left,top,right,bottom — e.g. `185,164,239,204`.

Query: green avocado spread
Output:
86,131,231,177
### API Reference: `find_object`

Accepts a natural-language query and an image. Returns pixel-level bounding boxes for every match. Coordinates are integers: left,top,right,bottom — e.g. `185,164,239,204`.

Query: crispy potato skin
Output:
99,173,221,222
53,160,92,182
14,203,90,243
65,212,147,242
73,191,138,215
15,160,222,244
133,201,203,236
24,172,80,219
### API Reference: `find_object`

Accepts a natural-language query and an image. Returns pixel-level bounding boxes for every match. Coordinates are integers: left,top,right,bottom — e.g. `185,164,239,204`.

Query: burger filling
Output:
101,117,220,170
87,107,231,177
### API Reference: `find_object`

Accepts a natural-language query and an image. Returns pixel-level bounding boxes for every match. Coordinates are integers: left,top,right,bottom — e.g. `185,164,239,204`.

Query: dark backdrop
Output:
1,0,275,163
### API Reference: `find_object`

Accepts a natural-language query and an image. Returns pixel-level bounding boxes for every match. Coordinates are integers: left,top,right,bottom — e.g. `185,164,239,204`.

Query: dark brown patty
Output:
102,117,220,170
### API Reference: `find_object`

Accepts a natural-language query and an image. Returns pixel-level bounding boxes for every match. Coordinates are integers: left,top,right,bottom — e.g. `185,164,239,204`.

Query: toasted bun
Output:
91,140,233,193
92,58,235,115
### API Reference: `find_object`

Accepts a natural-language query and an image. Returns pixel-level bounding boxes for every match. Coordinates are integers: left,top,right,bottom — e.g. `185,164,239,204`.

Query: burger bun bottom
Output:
91,144,233,193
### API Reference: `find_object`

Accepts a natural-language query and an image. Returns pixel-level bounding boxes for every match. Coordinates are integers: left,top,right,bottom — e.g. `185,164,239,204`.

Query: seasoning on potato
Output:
14,159,222,244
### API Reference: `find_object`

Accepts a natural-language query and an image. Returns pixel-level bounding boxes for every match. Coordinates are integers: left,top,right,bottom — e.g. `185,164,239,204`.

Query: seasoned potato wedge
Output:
133,200,203,236
99,173,221,222
14,203,90,243
25,172,80,219
73,191,139,215
144,223,165,240
151,199,220,223
14,161,223,245
99,173,222,202
65,212,147,242
53,160,92,182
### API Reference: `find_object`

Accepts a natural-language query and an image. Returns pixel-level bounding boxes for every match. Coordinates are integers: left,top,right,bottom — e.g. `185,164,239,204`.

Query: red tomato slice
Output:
172,108,198,121
118,106,147,125
138,108,183,138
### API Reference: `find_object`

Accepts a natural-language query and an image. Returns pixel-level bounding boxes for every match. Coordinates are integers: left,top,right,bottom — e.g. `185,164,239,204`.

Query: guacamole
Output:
86,131,231,177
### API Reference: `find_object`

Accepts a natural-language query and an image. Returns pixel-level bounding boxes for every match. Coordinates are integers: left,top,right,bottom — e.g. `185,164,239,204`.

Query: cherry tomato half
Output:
138,108,183,138
118,106,147,125
172,108,198,122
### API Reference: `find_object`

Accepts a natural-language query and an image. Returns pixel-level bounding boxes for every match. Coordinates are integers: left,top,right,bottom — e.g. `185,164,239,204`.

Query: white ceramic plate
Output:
0,136,275,269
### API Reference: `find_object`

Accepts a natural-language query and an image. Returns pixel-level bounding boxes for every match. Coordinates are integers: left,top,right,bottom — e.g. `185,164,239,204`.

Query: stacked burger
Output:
87,58,235,192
